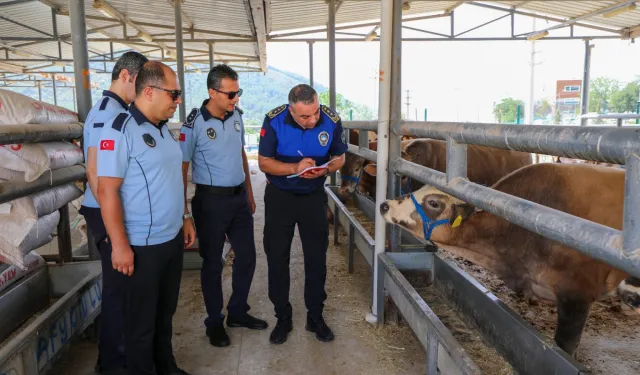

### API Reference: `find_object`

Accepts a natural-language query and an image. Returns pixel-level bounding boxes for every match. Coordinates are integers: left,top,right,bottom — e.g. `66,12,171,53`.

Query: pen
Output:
297,150,304,157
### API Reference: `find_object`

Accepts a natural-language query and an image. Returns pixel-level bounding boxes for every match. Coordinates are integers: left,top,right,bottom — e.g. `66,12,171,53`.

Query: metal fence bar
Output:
446,136,467,182
580,113,640,120
624,153,640,258
0,123,84,145
396,121,639,165
347,144,377,163
392,158,640,278
342,121,379,132
0,165,86,205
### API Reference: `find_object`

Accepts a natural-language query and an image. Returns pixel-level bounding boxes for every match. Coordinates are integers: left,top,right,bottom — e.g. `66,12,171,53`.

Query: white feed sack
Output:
0,89,78,124
0,183,82,269
0,141,84,182
0,251,46,294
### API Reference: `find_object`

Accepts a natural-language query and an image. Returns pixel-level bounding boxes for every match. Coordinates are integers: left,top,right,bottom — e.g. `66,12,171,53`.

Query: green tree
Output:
493,98,524,123
610,80,639,113
317,91,374,120
588,77,620,113
534,98,552,120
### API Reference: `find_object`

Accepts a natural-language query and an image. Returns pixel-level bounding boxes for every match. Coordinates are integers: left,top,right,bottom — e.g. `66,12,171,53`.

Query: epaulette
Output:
235,106,244,115
111,112,129,132
267,104,286,119
183,108,199,128
99,97,109,111
321,105,340,123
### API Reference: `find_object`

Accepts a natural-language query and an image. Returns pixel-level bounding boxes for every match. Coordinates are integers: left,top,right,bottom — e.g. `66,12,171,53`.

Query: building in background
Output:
555,79,582,123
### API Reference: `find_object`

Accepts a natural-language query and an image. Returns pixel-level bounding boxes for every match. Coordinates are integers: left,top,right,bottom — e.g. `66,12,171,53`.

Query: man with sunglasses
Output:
258,84,347,344
179,64,266,349
97,61,194,375
78,51,148,375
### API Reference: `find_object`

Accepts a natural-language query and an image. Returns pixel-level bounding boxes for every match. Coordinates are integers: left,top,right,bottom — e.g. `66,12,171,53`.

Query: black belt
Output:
196,182,245,195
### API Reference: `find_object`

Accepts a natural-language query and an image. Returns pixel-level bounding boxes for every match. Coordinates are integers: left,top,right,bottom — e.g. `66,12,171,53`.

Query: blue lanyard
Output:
410,193,450,240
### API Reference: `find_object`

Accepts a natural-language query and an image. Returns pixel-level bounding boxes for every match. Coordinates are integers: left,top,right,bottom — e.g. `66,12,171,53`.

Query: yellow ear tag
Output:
452,215,462,228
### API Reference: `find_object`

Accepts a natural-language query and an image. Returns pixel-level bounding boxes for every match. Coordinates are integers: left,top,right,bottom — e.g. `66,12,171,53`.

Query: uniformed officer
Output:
180,64,267,348
97,61,194,375
258,84,347,344
78,51,148,375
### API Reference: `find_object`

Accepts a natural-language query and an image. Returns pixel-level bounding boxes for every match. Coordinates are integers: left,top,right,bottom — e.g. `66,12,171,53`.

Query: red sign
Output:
100,140,115,150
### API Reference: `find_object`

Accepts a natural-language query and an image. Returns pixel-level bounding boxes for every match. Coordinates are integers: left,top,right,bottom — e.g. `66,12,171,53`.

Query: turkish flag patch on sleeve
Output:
260,128,266,137
100,140,115,150
180,133,186,142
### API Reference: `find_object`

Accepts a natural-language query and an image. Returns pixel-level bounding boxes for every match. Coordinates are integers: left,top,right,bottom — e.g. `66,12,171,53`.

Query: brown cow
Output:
379,162,631,357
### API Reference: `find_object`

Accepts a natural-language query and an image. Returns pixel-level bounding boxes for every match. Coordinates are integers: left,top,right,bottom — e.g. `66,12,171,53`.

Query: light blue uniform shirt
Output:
81,90,129,208
97,104,184,246
179,100,246,187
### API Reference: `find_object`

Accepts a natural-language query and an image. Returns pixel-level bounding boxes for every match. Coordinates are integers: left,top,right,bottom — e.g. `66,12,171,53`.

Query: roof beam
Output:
264,0,272,34
247,0,267,72
513,1,532,9
446,1,467,13
168,0,193,29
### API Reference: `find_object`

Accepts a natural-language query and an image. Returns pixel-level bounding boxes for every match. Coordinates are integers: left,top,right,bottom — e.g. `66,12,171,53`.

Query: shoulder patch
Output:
235,106,244,115
267,104,286,119
93,122,104,128
111,112,129,132
184,108,199,128
321,105,340,123
99,97,109,111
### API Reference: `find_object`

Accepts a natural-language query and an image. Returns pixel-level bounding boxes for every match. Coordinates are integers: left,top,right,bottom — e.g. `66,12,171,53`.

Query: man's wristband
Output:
183,212,192,220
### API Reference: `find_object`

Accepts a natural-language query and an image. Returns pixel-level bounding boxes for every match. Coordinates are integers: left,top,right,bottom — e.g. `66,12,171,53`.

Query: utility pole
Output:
405,89,411,120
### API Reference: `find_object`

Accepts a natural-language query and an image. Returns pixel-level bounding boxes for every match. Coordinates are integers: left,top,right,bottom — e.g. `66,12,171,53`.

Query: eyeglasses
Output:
149,86,182,102
214,88,243,100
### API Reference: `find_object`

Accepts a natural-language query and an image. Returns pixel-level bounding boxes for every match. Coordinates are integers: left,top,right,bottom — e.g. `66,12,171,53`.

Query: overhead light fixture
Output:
12,49,31,57
603,3,636,18
194,68,201,74
165,49,174,58
93,0,117,19
527,30,549,41
136,31,153,43
365,30,378,41
402,1,411,11
53,61,66,67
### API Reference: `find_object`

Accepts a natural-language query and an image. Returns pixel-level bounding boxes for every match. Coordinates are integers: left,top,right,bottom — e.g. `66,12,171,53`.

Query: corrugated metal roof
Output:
1,0,640,78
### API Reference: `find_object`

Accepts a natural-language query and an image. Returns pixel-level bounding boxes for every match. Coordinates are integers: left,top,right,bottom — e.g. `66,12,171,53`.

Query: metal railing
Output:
579,113,640,127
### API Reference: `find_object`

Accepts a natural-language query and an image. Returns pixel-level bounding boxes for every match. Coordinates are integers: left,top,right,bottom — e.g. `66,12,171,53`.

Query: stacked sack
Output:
0,90,84,286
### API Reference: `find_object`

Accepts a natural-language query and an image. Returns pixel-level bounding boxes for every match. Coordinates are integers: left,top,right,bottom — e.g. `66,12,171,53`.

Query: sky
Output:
265,4,640,123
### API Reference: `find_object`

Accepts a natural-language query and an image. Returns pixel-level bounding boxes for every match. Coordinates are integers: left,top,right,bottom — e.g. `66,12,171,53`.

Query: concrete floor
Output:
49,162,426,375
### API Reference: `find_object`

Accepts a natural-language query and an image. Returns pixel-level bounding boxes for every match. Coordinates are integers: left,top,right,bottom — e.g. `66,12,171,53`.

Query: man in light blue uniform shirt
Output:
97,61,194,375
78,51,148,375
180,64,266,348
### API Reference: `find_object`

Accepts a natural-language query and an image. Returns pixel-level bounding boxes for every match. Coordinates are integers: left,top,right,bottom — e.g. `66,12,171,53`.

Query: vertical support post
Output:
52,75,57,105
328,0,336,185
424,108,427,121
174,0,186,122
57,205,72,263
623,153,640,258
37,82,42,101
348,224,354,273
580,39,592,126
446,136,467,182
308,41,314,88
450,10,454,37
72,87,76,112
367,0,393,324
68,0,91,121
528,17,536,125
510,11,515,37
208,42,215,70
617,118,623,127
110,42,114,60
387,0,402,254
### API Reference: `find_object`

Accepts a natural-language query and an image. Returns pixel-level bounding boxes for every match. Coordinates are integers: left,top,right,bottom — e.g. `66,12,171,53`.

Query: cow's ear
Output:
453,204,475,222
363,164,377,177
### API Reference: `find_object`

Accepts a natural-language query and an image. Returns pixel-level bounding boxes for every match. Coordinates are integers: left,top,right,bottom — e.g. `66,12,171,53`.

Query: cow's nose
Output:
380,202,389,215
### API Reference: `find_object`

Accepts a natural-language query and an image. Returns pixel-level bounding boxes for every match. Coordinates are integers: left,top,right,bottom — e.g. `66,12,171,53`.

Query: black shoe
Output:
226,313,269,330
306,316,334,342
166,368,191,375
269,317,293,344
206,324,230,347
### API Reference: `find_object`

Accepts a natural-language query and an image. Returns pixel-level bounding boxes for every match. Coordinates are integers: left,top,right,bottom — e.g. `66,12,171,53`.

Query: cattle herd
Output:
335,129,639,359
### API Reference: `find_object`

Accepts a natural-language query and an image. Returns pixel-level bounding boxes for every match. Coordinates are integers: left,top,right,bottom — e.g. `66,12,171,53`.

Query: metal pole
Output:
308,41,314,88
37,82,41,101
72,87,76,112
328,0,336,185
623,153,640,258
68,0,91,121
208,42,215,70
174,0,186,122
368,0,393,325
580,40,592,126
446,136,467,182
528,18,536,125
387,0,402,254
52,76,57,105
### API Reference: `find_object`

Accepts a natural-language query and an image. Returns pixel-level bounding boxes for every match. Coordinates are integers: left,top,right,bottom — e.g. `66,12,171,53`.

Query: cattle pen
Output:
0,1,639,375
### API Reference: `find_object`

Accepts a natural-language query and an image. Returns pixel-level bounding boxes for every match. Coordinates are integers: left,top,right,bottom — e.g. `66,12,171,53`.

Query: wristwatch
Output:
183,212,193,220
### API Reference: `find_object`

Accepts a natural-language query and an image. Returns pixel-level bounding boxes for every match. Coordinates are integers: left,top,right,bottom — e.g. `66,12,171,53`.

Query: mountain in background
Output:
6,65,374,126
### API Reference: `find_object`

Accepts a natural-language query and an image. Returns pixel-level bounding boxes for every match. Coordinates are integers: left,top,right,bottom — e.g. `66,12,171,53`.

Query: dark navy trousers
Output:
80,205,126,372
192,187,257,328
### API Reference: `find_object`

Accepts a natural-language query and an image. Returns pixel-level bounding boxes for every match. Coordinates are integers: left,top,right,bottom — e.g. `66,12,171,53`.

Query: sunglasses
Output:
214,88,243,100
149,86,182,102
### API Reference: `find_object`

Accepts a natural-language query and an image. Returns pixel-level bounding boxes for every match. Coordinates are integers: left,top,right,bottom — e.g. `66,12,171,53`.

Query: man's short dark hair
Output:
135,61,168,96
207,64,238,90
288,84,317,105
111,51,148,82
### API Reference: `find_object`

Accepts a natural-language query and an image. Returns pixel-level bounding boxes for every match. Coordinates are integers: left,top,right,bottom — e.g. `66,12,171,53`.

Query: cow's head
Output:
380,185,474,241
617,277,640,313
359,164,414,196
338,153,368,201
